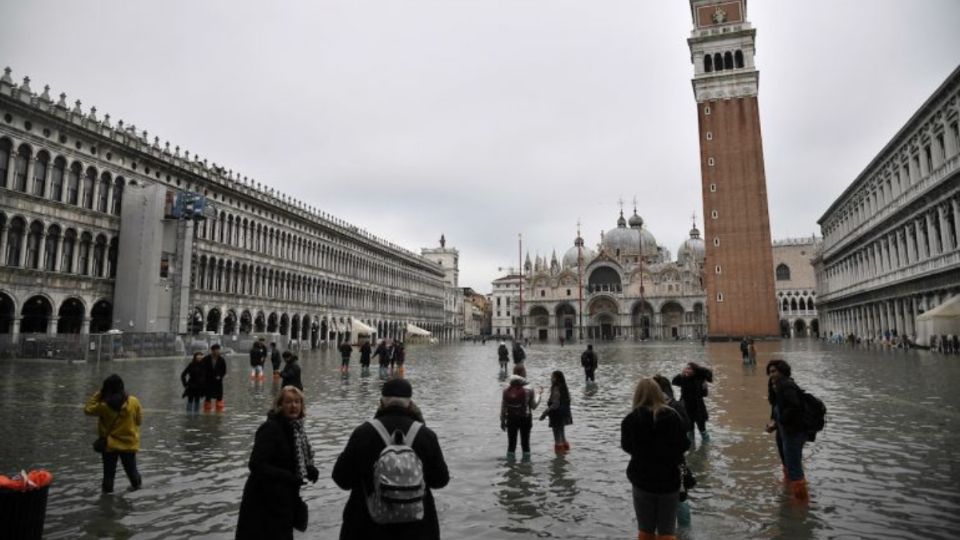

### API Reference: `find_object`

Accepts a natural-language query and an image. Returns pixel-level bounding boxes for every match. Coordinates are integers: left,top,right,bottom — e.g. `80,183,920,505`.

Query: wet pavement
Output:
1,339,959,539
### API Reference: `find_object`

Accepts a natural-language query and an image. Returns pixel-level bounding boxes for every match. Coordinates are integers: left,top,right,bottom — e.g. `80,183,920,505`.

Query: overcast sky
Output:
2,1,958,293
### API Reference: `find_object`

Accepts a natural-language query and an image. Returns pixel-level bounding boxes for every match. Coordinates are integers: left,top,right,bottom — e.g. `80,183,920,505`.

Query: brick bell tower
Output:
688,0,779,339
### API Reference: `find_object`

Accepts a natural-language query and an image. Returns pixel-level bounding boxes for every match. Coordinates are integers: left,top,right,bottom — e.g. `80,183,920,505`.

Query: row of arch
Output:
0,292,113,334
513,299,706,341
780,296,815,313
780,318,820,338
0,212,118,277
196,209,440,294
193,255,442,318
0,138,125,215
703,49,745,73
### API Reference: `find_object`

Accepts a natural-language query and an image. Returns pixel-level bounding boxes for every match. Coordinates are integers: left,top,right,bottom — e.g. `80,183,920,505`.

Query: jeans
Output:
776,427,806,481
251,365,263,376
552,425,566,444
102,451,141,492
632,485,678,535
507,416,532,453
186,396,201,412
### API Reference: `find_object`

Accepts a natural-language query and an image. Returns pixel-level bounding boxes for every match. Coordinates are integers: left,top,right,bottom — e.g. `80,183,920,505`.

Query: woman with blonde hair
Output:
620,378,690,540
236,386,318,539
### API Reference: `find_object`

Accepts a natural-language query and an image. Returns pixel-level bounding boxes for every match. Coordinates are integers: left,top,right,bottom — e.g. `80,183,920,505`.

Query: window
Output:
776,263,791,281
706,131,713,141
13,144,30,192
540,290,545,297
82,167,96,209
567,289,571,296
715,265,721,274
32,152,49,196
710,183,717,192
0,138,10,187
708,157,715,166
713,237,720,247
734,50,744,68
61,230,76,272
5,218,25,266
711,210,718,219
704,55,713,73
704,106,711,116
50,157,65,200
67,163,81,205
716,292,724,302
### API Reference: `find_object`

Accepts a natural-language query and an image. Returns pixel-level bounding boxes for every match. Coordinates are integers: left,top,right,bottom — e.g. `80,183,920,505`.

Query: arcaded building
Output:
0,67,449,347
815,67,960,341
773,237,820,338
688,0,780,339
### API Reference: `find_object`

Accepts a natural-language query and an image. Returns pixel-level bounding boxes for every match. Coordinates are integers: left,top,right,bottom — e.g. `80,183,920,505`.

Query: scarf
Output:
290,418,314,482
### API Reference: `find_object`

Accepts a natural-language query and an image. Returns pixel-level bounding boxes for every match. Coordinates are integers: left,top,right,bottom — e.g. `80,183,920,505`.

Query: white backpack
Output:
365,419,426,524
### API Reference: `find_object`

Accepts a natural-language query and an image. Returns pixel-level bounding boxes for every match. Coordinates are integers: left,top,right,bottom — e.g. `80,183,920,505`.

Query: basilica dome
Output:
562,236,596,269
602,211,658,257
677,224,705,263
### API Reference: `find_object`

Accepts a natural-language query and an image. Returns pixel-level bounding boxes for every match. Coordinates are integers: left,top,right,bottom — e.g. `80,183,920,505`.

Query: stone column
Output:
18,230,28,267
24,158,36,194
0,224,7,265
35,232,46,271
938,203,953,252
48,317,58,336
4,152,16,189
81,317,90,334
926,210,940,257
909,221,920,261
11,317,20,339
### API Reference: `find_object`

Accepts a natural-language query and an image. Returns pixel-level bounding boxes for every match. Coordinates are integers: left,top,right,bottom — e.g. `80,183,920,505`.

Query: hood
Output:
104,392,127,412
508,375,528,386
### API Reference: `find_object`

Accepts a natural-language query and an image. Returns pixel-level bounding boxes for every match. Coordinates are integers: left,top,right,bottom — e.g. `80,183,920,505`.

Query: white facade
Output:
815,67,960,344
491,273,522,339
773,237,820,337
421,236,463,340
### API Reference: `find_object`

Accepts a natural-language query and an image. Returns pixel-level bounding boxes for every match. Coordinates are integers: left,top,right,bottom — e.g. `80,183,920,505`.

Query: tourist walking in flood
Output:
672,362,713,442
359,340,372,376
236,385,318,539
497,341,510,375
332,378,450,540
765,359,809,501
540,370,572,453
621,378,690,540
393,340,407,377
512,341,526,365
747,338,758,364
500,365,543,462
181,352,206,413
269,342,282,381
84,374,143,493
581,344,598,382
202,344,227,412
249,338,267,381
339,340,353,374
740,337,750,362
373,339,390,379
281,351,303,391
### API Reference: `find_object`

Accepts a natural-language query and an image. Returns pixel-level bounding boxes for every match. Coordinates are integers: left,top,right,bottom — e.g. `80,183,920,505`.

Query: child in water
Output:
540,370,573,453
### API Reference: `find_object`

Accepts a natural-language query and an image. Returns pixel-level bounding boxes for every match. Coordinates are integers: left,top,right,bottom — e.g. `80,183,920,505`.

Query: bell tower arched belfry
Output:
688,0,779,339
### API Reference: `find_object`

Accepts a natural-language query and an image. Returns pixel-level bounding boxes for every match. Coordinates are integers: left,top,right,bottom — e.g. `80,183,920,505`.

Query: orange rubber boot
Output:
789,479,809,502
656,535,677,540
563,441,571,452
638,531,656,540
202,400,213,413
215,400,226,412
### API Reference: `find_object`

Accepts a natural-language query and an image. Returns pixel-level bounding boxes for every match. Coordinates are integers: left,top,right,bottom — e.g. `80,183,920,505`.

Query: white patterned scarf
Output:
291,418,314,482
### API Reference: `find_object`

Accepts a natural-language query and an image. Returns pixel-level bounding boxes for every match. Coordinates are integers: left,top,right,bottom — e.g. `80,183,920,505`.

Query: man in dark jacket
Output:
201,344,227,412
280,351,303,391
249,338,267,381
332,379,449,540
512,342,526,365
339,340,353,374
359,340,372,376
372,340,390,379
580,344,598,382
269,342,282,380
497,341,510,374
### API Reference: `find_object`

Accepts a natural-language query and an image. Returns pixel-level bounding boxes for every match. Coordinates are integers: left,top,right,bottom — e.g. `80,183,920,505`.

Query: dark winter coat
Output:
512,344,526,364
249,344,267,368
620,406,690,493
332,405,449,540
580,349,598,370
497,344,510,362
180,360,206,399
768,376,805,436
339,342,353,360
201,354,227,399
544,384,572,428
359,342,372,366
393,343,406,364
672,366,713,425
270,349,282,371
373,343,390,367
281,358,303,391
235,414,303,540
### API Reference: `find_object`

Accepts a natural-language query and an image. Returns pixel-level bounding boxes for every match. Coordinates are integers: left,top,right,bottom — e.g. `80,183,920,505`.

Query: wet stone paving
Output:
1,339,959,539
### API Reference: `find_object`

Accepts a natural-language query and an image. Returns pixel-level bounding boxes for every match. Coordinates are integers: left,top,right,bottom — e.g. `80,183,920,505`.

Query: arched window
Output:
724,51,734,70
808,297,815,310
61,229,76,273
78,232,92,276
704,54,713,73
735,49,744,68
13,144,31,192
50,157,65,201
782,298,789,311
33,151,49,196
107,238,118,278
44,225,60,271
82,167,97,209
26,221,43,269
799,297,807,311
112,177,124,215
0,138,11,188
98,172,111,213
92,235,107,277
790,298,798,312
776,263,791,281
67,162,82,205
714,53,723,72
5,217,26,266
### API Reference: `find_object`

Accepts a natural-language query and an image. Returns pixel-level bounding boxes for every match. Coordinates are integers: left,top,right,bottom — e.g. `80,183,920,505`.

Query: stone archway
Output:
810,319,820,337
291,314,301,340
21,295,52,334
240,310,252,334
206,308,221,333
57,297,85,334
555,303,577,341
588,296,619,340
254,311,266,333
794,319,808,337
190,307,204,334
631,301,654,340
90,300,113,333
780,319,791,338
267,312,278,333
279,313,290,337
530,306,550,341
0,292,15,334
660,302,684,339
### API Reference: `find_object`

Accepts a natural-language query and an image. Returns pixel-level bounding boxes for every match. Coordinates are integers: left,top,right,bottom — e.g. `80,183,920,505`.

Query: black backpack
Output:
800,390,826,441
504,385,527,422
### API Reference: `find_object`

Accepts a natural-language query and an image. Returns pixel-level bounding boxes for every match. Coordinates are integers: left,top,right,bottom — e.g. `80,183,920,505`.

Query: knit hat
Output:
381,378,413,398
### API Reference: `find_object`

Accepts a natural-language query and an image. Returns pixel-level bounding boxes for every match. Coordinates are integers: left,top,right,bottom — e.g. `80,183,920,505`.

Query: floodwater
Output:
1,340,959,539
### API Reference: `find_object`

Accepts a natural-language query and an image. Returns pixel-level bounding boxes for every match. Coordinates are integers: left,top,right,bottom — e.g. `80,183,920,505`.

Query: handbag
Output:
293,496,308,532
92,409,122,454
678,462,697,502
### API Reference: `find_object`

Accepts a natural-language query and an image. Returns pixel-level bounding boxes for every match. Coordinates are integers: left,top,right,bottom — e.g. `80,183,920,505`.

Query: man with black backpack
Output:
765,359,824,502
332,378,450,539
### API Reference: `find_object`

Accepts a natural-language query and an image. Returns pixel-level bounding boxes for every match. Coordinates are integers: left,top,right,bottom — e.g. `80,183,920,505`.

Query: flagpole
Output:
518,233,524,340
577,221,584,341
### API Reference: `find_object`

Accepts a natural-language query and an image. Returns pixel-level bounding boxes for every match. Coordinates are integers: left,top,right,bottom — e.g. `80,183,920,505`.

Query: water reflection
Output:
1,340,960,538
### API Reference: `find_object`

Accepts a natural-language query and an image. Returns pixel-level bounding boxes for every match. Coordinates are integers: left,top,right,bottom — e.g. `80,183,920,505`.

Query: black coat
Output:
332,405,449,540
497,345,509,362
512,345,526,363
620,406,690,493
768,376,804,435
270,349,282,371
281,360,303,391
672,367,713,425
339,342,353,360
180,360,206,398
249,344,267,368
360,343,372,365
373,344,389,366
235,414,302,540
201,354,227,396
580,350,597,369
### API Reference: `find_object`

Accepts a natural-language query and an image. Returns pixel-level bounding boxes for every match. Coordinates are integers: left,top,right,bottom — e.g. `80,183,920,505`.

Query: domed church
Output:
512,207,707,341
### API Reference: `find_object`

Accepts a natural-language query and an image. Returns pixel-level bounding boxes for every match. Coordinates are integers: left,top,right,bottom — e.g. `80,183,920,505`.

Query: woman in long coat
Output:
236,386,318,539
672,362,713,442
